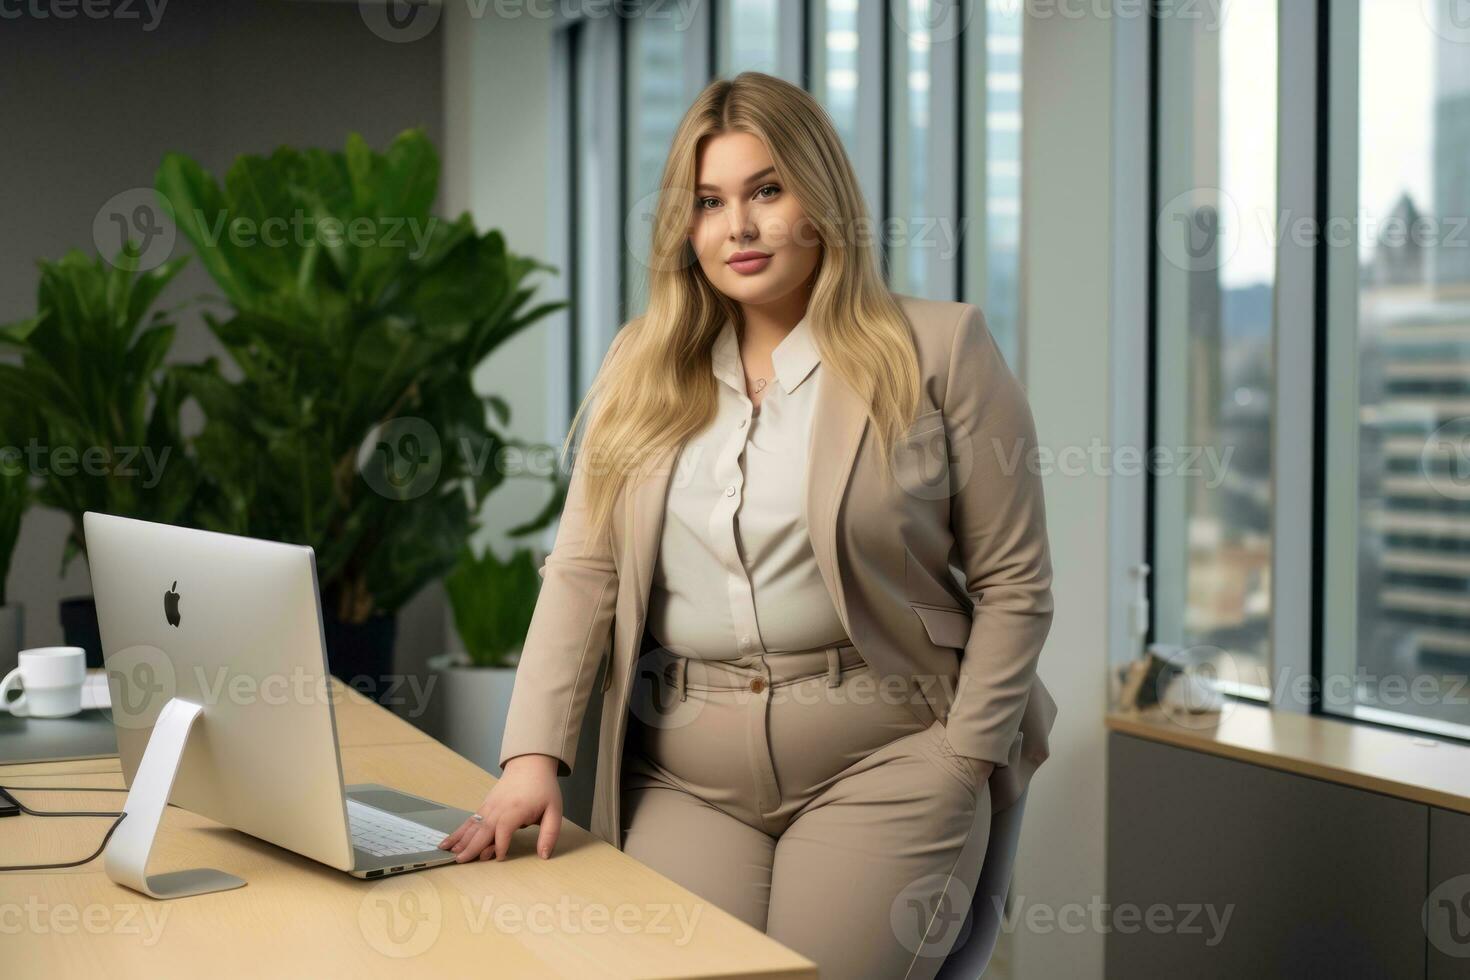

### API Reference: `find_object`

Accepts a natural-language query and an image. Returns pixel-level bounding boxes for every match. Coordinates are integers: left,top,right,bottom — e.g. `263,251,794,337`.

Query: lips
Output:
727,251,772,275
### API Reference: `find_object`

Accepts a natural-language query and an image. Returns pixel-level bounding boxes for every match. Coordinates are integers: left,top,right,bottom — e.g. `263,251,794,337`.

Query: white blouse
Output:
647,312,850,660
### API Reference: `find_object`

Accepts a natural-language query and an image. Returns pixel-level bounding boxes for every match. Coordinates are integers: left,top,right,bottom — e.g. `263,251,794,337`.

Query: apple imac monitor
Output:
84,512,474,890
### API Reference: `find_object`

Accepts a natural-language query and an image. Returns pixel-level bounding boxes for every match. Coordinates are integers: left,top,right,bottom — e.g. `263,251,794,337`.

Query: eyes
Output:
697,183,781,212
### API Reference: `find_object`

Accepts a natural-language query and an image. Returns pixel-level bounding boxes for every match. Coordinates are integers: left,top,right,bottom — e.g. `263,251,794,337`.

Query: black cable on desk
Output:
0,784,129,871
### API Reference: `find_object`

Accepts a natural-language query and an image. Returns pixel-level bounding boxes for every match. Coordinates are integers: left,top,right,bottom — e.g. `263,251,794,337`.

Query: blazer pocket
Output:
905,407,944,438
909,600,972,650
896,413,951,501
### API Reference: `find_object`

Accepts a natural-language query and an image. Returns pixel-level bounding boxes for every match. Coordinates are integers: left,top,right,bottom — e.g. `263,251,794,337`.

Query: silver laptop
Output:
85,512,475,879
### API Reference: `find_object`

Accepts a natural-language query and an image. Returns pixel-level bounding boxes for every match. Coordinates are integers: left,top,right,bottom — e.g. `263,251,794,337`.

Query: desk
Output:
2,679,817,979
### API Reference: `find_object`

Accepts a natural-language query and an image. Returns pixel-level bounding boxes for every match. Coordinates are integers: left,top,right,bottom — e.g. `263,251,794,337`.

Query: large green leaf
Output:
157,130,568,622
0,250,197,569
444,544,544,669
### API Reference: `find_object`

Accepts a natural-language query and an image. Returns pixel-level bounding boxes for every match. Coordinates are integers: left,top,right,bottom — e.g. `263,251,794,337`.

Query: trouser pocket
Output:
914,719,985,791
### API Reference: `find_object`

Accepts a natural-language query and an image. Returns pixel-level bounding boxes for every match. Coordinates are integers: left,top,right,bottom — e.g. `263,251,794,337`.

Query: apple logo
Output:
164,581,181,628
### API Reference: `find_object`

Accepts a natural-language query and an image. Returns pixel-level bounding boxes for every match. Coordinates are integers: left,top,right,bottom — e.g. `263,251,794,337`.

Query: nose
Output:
726,200,757,242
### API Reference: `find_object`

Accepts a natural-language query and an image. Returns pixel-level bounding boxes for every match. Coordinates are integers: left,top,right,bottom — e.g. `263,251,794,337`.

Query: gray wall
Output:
0,0,446,692
440,6,564,553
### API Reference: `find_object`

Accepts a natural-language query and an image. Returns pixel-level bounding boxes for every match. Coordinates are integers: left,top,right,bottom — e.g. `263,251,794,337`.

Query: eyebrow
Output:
695,166,777,194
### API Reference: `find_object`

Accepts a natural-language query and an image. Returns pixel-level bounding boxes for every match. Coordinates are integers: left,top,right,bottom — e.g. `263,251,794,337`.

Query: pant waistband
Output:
649,643,865,698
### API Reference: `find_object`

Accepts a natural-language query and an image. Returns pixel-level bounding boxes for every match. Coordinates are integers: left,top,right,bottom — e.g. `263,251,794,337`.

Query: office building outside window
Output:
1153,0,1277,698
1324,0,1470,736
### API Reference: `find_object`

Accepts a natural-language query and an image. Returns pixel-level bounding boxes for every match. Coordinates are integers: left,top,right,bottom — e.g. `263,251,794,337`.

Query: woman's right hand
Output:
437,753,564,862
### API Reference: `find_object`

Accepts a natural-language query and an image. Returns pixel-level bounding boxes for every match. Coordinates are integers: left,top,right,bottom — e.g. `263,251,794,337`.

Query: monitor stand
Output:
104,697,247,899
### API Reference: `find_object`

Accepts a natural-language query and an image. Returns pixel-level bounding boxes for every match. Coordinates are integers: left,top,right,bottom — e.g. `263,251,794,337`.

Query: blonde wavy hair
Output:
562,71,922,552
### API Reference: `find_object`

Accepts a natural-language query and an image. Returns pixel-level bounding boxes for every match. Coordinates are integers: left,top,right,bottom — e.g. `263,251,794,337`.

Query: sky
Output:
1358,0,1436,262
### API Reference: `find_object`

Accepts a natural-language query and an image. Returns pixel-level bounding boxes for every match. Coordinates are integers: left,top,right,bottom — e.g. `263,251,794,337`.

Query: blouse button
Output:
739,418,747,428
725,485,736,497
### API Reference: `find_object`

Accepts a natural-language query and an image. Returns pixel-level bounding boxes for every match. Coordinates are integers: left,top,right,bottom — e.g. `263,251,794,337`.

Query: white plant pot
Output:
429,656,520,778
428,650,604,827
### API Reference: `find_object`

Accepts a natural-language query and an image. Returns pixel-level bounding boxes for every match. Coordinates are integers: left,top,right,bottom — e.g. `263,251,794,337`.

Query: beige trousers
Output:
620,643,993,980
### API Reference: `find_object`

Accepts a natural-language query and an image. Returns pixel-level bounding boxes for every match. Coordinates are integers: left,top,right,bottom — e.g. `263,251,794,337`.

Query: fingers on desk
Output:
536,799,562,859
496,818,515,861
454,821,494,862
441,803,563,862
443,805,494,853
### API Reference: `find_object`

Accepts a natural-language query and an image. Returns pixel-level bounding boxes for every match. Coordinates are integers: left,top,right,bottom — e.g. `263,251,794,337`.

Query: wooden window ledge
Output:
1106,701,1470,815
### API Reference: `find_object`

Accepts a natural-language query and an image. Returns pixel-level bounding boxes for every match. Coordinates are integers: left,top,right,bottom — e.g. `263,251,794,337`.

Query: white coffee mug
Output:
0,646,86,718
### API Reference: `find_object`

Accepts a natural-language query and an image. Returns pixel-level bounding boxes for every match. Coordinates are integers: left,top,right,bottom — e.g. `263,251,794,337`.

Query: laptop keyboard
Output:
348,798,447,857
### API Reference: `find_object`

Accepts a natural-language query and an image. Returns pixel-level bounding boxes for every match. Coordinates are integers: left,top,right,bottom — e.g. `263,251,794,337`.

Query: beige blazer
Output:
499,293,1058,849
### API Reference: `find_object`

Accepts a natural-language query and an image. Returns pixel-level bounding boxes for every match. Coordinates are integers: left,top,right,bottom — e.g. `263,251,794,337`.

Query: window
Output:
966,0,1023,369
1323,0,1470,735
810,0,861,151
1152,0,1278,698
624,10,696,318
1149,0,1470,740
562,15,624,400
718,0,780,77
810,0,882,228
887,0,960,299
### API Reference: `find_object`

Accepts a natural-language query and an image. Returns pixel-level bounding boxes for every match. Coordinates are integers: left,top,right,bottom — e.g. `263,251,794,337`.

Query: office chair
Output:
933,784,1031,979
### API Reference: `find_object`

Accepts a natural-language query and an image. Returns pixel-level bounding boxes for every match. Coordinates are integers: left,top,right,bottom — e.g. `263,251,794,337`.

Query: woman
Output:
439,71,1057,978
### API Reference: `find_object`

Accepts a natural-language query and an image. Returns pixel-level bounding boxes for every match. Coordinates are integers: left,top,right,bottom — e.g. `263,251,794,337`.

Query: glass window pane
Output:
981,0,1022,368
888,0,938,296
570,16,625,394
811,0,885,248
1324,0,1470,734
625,13,691,317
811,0,862,168
719,0,779,77
1152,0,1278,697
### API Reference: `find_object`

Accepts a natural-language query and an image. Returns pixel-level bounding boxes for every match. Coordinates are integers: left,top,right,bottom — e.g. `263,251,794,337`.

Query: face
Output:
687,131,822,308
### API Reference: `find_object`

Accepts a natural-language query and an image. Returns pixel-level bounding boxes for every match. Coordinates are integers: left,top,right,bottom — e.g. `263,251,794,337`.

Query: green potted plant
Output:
0,247,198,667
155,129,568,699
430,544,543,771
442,544,542,670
